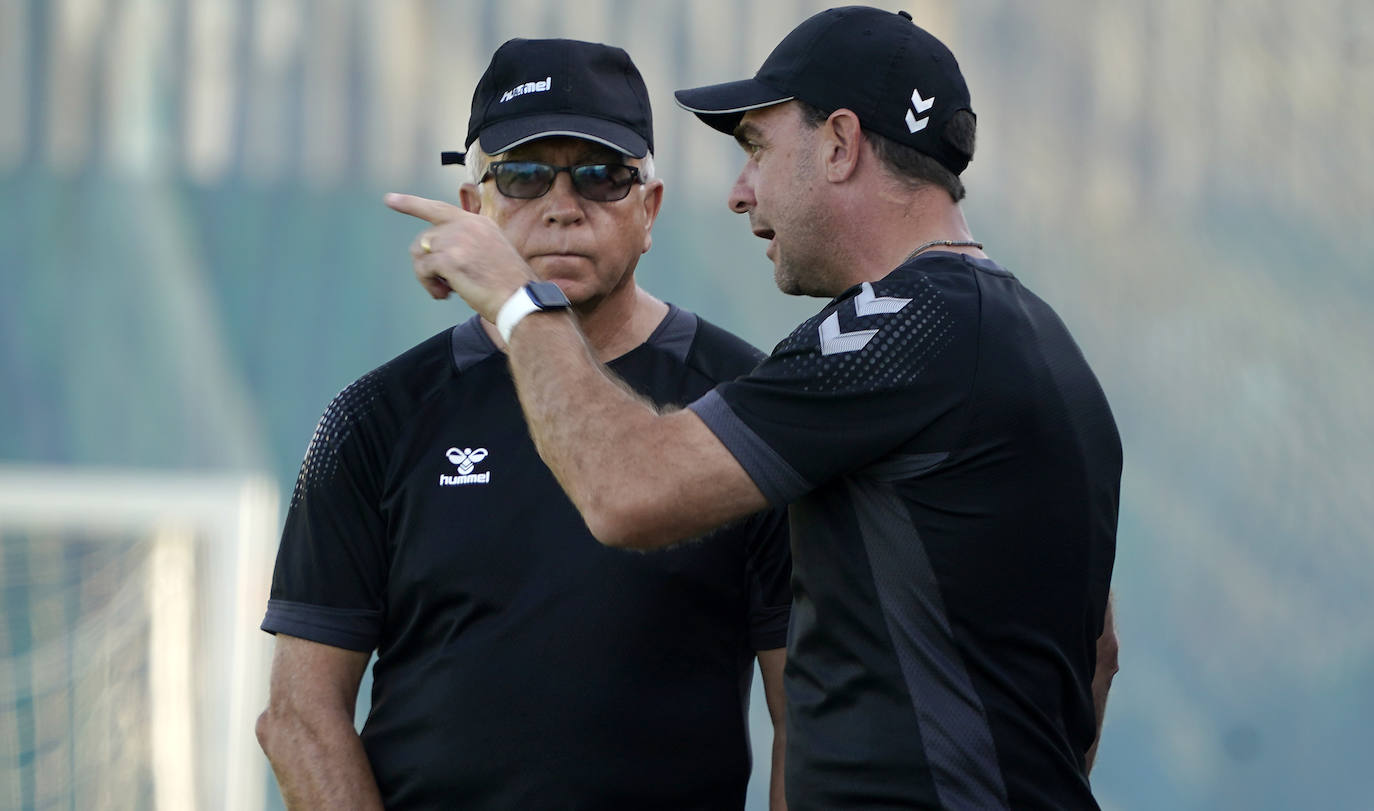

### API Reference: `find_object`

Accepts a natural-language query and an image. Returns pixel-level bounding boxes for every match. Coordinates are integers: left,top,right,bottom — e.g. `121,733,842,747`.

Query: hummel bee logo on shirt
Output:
441,447,490,486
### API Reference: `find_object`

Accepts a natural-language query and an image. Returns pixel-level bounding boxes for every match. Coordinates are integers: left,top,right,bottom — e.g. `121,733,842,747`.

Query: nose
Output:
543,172,586,225
727,163,755,214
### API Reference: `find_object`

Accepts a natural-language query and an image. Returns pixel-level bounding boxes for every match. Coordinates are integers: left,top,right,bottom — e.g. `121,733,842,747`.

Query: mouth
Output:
752,227,777,259
530,251,591,262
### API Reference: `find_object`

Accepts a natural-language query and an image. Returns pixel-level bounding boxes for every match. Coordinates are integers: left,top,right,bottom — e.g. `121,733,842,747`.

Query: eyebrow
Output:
732,122,761,146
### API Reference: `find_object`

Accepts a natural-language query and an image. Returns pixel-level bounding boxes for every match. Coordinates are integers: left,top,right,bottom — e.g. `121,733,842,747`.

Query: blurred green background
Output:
2,0,1372,809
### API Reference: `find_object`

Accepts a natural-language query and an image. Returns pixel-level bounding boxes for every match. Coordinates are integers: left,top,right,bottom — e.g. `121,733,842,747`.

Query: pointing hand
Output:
384,193,537,320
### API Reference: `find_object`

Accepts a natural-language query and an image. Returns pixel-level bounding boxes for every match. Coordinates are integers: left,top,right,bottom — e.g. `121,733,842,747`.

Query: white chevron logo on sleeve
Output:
819,313,878,356
905,87,935,133
818,282,914,355
854,282,913,316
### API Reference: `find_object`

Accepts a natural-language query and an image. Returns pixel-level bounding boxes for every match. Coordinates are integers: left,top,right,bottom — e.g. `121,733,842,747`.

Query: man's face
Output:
728,103,830,297
460,137,664,310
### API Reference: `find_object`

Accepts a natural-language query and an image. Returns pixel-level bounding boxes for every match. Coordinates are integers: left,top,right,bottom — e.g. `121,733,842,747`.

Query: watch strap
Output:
496,286,543,343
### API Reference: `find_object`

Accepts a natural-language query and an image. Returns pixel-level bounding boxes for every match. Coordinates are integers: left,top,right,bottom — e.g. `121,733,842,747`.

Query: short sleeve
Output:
690,273,978,505
260,371,393,652
742,506,792,651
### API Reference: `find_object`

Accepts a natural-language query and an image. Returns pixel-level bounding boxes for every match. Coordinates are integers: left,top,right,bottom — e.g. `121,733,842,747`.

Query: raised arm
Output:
385,193,768,548
506,313,767,546
256,635,382,810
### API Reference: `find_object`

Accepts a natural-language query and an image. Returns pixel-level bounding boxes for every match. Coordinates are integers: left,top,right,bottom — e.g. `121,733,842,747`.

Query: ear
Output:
819,109,863,183
459,183,482,214
638,177,665,255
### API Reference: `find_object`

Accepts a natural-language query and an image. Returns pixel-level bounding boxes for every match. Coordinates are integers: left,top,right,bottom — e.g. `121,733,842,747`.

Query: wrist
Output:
495,281,571,343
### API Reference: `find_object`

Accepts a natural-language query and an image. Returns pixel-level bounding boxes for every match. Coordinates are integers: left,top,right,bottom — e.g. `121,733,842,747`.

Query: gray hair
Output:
465,145,656,186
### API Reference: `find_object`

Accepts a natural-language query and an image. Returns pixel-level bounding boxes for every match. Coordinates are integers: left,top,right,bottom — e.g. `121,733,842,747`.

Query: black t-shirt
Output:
263,306,792,810
690,253,1121,811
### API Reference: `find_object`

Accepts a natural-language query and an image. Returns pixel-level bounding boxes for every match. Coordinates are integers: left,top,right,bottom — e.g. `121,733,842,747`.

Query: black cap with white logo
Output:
674,6,974,175
442,38,653,166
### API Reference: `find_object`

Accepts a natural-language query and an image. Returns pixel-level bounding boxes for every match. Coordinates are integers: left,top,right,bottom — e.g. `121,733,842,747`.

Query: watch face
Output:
527,281,571,309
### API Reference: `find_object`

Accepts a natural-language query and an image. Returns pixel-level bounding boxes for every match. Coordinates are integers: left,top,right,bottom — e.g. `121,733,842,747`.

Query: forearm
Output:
507,311,655,517
770,728,788,811
756,647,789,811
258,708,383,810
506,312,762,547
1085,594,1119,773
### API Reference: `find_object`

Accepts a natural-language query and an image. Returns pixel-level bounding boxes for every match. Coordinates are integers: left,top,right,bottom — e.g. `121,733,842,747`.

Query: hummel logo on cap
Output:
674,6,974,175
499,77,553,104
442,38,654,167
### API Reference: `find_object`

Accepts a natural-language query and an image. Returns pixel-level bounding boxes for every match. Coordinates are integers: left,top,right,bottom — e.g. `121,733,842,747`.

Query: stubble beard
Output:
770,147,835,298
774,256,838,298
771,215,837,298
773,258,803,296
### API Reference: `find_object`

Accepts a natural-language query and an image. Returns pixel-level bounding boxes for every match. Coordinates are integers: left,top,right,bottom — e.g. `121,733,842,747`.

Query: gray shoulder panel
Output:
450,315,500,374
688,388,811,505
643,303,697,365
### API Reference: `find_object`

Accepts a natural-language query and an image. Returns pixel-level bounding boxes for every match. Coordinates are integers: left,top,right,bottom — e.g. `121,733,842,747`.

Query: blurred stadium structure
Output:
0,0,1371,809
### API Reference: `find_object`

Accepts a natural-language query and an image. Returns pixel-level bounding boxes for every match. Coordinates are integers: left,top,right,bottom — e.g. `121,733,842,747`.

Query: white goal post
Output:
0,465,278,811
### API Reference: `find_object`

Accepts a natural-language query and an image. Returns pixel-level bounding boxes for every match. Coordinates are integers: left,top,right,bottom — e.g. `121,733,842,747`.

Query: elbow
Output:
255,701,304,761
580,490,683,551
582,507,659,550
583,513,634,549
255,706,281,757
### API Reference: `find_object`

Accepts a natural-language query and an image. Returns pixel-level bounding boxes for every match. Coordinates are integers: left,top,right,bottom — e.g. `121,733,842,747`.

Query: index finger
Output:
384,193,463,225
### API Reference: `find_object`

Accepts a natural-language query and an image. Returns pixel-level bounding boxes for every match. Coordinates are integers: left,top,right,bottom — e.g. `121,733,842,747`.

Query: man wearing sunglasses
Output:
257,39,792,810
390,8,1121,811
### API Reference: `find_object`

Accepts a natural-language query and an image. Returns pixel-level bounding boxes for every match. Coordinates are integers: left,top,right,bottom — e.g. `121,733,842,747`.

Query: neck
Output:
886,193,984,268
575,284,668,362
830,182,984,289
483,282,667,363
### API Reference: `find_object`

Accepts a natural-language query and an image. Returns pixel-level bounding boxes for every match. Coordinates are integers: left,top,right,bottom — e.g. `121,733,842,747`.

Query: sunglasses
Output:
480,161,643,202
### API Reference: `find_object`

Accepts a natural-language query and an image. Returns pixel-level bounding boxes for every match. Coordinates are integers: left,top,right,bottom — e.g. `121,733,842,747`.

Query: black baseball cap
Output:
674,6,974,175
441,38,653,166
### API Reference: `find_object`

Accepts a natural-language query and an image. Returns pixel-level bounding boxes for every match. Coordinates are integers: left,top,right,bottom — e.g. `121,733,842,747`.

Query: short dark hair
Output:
796,101,974,202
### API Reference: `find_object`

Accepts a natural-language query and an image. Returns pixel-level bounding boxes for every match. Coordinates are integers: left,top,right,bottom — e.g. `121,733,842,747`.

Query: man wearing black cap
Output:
393,7,1121,810
257,38,792,810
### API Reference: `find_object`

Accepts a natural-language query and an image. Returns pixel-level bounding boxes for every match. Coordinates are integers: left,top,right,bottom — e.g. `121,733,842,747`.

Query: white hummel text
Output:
818,283,913,356
905,87,935,133
500,77,553,103
441,447,490,486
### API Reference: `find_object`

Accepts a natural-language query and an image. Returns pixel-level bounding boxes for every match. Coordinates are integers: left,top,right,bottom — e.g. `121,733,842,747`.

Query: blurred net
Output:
0,468,277,811
1,530,159,809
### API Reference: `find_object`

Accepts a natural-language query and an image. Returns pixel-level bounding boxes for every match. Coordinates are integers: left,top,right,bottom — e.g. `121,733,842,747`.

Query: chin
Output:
773,265,805,297
775,257,840,298
532,254,596,277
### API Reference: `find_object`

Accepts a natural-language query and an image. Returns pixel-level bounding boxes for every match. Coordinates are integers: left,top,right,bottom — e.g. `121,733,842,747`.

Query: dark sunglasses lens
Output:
493,162,556,198
570,164,637,201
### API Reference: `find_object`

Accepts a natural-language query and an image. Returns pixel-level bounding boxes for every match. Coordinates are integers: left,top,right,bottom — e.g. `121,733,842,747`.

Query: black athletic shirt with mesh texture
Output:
690,252,1121,811
263,306,792,810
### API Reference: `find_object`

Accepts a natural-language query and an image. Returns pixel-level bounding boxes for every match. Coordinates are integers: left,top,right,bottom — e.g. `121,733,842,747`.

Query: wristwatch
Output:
496,281,572,343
